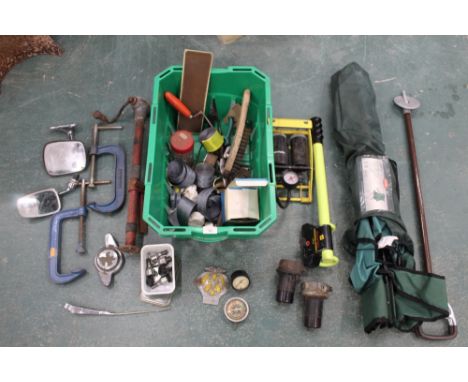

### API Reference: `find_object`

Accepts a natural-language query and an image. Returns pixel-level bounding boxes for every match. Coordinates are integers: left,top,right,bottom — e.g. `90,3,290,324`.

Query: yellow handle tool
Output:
301,117,339,268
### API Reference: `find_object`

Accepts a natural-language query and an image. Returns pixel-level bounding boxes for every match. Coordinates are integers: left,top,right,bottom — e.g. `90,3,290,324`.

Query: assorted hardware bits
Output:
163,84,256,228
145,250,173,289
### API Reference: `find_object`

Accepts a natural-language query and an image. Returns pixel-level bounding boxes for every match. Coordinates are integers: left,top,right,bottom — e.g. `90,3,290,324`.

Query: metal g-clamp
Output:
87,144,126,214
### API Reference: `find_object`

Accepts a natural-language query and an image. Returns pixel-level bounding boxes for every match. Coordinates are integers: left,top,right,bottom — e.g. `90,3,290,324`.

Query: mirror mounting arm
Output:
49,123,78,141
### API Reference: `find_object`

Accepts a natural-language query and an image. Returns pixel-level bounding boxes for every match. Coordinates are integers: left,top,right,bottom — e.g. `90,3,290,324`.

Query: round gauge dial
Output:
231,270,251,291
282,170,299,188
224,297,249,323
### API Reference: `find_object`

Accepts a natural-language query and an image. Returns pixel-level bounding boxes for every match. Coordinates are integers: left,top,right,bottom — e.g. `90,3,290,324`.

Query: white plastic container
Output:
140,244,176,296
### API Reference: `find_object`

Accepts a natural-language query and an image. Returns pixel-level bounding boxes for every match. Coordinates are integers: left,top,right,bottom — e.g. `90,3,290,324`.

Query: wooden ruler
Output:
178,49,213,132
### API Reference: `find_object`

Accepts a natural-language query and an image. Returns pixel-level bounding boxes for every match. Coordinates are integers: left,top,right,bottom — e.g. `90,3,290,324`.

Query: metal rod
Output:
403,111,432,272
89,124,99,188
76,179,87,255
192,111,214,130
64,303,169,316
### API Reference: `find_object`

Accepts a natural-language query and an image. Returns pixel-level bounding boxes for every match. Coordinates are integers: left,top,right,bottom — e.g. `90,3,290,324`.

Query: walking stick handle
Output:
414,304,458,341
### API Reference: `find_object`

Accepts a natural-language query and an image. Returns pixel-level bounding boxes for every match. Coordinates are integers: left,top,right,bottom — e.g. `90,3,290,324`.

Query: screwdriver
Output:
164,91,214,129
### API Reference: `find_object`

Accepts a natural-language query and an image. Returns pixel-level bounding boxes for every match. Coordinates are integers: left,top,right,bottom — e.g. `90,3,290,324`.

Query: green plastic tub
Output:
143,66,276,242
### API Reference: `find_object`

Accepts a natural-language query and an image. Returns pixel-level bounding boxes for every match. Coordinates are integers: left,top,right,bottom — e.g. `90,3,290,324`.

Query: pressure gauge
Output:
224,297,249,323
282,170,299,189
231,270,251,291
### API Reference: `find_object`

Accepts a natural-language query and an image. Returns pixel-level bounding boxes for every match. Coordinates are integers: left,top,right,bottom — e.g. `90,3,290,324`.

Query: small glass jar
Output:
170,130,194,165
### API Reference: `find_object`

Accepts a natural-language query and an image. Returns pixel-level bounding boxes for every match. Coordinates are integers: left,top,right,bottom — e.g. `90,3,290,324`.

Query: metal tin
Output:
170,130,194,164
199,127,224,153
224,297,249,323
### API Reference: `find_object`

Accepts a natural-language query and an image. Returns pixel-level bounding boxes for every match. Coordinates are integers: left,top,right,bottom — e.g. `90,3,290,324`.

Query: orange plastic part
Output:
164,91,192,119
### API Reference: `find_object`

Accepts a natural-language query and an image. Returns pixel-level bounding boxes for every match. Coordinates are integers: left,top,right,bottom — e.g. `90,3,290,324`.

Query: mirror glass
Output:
17,189,61,218
43,141,87,176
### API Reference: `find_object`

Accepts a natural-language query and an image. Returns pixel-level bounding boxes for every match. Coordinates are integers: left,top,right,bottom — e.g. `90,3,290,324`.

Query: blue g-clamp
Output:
48,207,88,284
87,144,126,213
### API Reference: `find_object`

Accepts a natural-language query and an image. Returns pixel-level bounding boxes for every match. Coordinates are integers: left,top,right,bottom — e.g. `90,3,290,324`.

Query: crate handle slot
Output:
268,162,274,184
158,69,171,79
254,70,266,79
152,106,157,125
231,67,253,72
233,227,256,232
146,162,153,184
163,227,188,233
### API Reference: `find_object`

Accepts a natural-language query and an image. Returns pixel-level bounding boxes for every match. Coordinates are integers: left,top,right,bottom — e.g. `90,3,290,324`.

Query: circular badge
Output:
224,297,249,323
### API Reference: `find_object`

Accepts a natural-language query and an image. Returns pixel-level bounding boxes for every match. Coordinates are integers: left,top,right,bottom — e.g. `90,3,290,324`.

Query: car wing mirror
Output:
16,188,61,218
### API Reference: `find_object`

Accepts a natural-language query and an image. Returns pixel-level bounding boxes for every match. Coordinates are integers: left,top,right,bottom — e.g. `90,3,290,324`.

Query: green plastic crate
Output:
143,65,276,242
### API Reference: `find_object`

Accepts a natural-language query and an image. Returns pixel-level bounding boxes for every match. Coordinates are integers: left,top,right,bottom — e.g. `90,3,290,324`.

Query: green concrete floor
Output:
1,36,467,346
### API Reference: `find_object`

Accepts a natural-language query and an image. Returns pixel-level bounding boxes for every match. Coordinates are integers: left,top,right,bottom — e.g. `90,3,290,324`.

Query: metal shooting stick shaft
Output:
405,111,457,339
394,91,457,340
403,111,432,272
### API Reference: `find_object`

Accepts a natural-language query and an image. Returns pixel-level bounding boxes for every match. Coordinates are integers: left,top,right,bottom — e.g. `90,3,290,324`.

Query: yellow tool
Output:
273,117,337,267
301,117,338,268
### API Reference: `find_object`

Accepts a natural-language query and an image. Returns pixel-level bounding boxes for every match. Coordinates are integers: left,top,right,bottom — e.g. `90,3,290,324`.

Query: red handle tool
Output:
164,91,215,130
164,91,193,119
